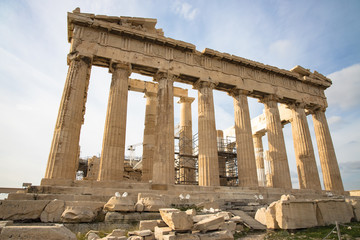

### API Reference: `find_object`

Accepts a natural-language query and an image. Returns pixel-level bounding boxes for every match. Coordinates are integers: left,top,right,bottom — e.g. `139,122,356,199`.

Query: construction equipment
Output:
127,142,142,167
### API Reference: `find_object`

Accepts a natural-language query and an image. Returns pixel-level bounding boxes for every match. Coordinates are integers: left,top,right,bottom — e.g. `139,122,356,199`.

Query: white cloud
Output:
172,0,198,20
326,63,360,110
328,115,342,125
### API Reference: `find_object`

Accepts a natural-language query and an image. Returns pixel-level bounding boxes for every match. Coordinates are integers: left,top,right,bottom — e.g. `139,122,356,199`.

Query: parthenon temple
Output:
43,8,343,193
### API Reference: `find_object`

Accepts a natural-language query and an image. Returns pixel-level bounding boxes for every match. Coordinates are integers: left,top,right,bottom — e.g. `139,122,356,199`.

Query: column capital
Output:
259,94,280,104
193,79,217,90
109,61,132,75
153,71,178,82
228,88,250,98
253,131,266,138
308,105,327,114
144,90,157,98
67,53,92,65
286,102,306,110
178,96,195,104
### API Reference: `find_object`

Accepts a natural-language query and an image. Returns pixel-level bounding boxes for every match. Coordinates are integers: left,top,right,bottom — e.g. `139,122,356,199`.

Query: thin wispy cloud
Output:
172,0,198,20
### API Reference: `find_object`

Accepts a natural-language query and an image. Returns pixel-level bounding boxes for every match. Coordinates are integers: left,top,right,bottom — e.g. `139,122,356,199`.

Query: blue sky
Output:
0,0,359,190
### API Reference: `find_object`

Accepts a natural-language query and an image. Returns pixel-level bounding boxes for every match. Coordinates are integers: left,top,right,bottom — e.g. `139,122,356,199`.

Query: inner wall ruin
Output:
44,9,344,193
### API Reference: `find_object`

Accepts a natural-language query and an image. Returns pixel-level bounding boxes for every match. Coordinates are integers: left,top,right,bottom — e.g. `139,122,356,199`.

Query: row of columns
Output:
253,100,344,192
45,55,344,192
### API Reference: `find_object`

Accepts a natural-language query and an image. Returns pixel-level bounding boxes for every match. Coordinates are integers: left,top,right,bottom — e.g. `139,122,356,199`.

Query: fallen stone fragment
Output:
61,206,97,223
0,224,76,240
254,207,266,226
275,200,318,229
86,232,100,240
265,202,278,229
102,236,127,240
316,199,354,225
280,194,296,201
104,196,135,212
193,215,225,232
197,230,234,240
127,236,143,240
228,216,242,223
346,199,360,221
163,233,200,240
229,210,266,230
138,193,167,212
159,208,193,231
139,220,158,231
154,226,174,240
215,212,232,221
129,229,153,237
105,211,160,223
0,200,49,221
40,199,65,223
60,201,104,223
193,214,215,223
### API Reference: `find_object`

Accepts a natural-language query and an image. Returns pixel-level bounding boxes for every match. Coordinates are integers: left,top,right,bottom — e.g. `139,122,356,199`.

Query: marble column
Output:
253,132,266,186
178,96,195,183
152,72,175,185
98,63,131,181
312,108,344,192
262,95,292,189
289,104,321,190
264,150,273,187
141,92,157,182
195,80,220,186
231,90,258,187
45,54,92,180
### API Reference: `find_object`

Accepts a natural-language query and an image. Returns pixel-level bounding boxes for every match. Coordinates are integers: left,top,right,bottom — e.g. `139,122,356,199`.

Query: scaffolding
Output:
217,137,238,186
174,129,238,186
174,127,198,185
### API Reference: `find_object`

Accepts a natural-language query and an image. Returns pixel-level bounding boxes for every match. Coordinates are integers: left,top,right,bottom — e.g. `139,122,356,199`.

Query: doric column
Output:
178,96,195,183
45,54,92,180
261,95,292,189
312,108,344,192
264,150,273,187
231,90,258,187
98,63,131,181
141,92,157,182
289,104,321,190
152,72,175,185
253,132,266,186
195,80,220,186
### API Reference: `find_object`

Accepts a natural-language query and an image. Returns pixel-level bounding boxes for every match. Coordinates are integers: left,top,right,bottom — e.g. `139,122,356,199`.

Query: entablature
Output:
67,9,331,107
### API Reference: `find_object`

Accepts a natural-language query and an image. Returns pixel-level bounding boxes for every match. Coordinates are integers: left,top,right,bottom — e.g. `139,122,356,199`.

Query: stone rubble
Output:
104,196,135,212
0,200,49,221
255,195,357,229
159,208,193,231
137,193,167,212
0,224,77,240
40,199,65,222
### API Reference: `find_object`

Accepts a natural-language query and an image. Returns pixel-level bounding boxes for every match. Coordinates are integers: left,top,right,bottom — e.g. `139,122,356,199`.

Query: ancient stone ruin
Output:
44,8,343,192
1,8,359,239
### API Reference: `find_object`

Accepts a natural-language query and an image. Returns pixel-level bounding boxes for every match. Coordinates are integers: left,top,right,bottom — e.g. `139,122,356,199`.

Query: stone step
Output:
229,210,266,230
